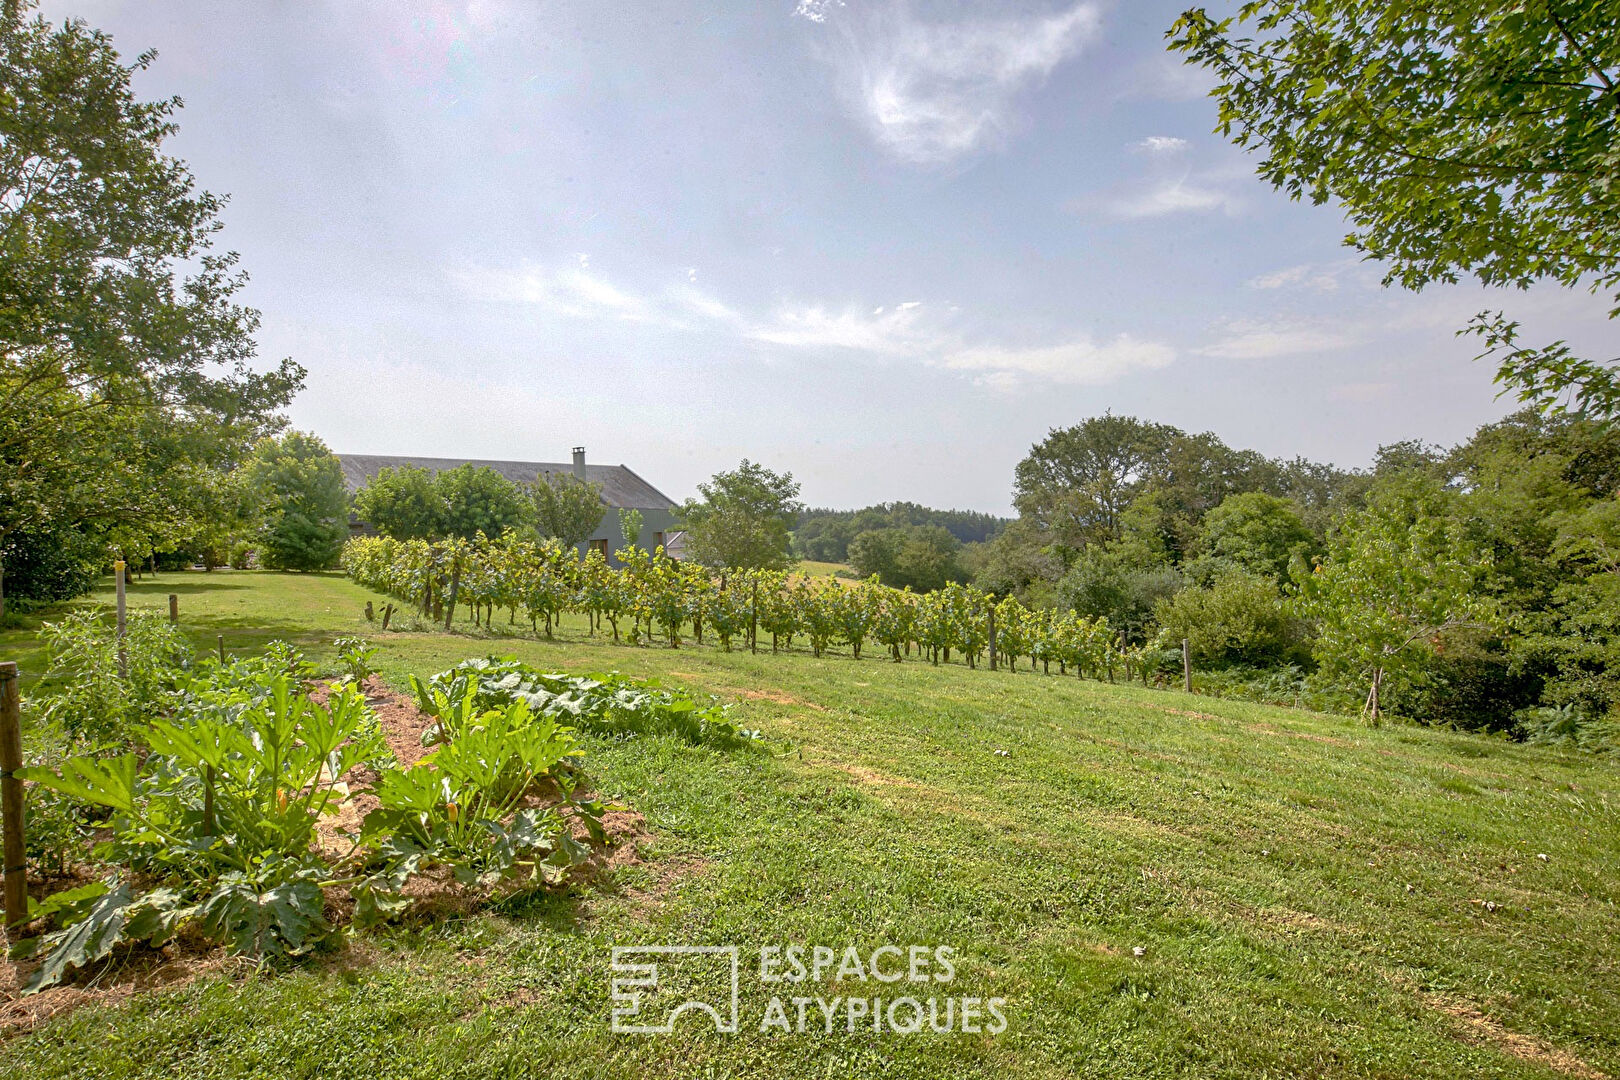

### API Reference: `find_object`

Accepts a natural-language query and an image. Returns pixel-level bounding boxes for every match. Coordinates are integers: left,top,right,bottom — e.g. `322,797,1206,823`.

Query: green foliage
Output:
1155,571,1304,668
617,508,643,550
333,635,377,683
848,524,964,592
1292,475,1495,721
419,657,752,745
352,464,444,540
434,464,529,541
246,431,349,571
1170,2,1620,418
678,459,803,571
526,473,606,548
1198,492,1317,583
0,3,303,614
32,608,193,745
794,503,1007,562
1057,548,1181,645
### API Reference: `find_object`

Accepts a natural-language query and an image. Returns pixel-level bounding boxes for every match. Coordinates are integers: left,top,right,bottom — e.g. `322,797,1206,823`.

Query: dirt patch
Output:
621,855,714,919
831,762,929,792
1,944,245,1038
713,685,825,710
1245,722,1358,749
1427,993,1609,1079
1145,703,1226,723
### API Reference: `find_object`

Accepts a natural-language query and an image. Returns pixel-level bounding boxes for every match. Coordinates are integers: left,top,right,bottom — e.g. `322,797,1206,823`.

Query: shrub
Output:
33,609,193,745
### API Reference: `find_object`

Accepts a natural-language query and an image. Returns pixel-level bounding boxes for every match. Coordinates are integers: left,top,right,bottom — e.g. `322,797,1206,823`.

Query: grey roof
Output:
336,454,677,510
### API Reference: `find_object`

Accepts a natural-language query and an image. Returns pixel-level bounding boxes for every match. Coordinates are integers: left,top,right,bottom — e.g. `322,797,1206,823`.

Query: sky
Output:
43,0,1618,514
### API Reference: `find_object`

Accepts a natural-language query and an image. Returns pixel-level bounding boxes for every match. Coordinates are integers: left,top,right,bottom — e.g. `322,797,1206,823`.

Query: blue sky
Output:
48,0,1617,513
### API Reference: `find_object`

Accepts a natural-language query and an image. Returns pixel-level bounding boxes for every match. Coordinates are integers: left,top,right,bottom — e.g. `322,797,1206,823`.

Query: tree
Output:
1171,3,1620,417
1154,570,1301,666
353,465,442,540
618,508,644,551
435,464,528,541
678,460,802,571
527,473,606,549
0,5,303,610
1292,475,1494,722
1198,492,1316,583
243,432,348,571
1013,415,1181,553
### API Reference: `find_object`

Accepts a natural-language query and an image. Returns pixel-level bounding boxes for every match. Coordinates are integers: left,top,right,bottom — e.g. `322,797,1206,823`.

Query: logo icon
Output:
610,945,740,1034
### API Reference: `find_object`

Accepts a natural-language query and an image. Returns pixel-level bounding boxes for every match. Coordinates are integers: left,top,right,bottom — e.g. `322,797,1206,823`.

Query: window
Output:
653,531,664,548
590,538,608,555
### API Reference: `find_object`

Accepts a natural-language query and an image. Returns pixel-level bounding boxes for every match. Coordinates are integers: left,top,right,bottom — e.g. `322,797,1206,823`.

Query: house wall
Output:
584,506,681,566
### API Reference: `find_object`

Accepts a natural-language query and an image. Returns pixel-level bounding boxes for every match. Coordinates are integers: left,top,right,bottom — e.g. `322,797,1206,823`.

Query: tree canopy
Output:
243,432,348,571
527,473,606,548
1170,1,1620,417
0,4,303,609
678,460,802,571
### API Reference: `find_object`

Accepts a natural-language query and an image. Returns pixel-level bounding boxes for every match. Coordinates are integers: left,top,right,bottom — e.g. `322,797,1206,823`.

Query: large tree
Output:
243,432,348,571
0,5,302,610
1171,2,1620,417
1292,475,1494,722
1013,415,1181,553
678,460,802,571
353,464,443,540
434,464,529,541
526,473,606,550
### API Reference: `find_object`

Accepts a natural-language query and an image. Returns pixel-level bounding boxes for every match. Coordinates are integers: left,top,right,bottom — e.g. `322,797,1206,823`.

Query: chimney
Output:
571,446,586,481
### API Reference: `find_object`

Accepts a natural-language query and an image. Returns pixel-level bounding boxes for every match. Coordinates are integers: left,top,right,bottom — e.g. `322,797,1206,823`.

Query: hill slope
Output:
3,570,1617,1079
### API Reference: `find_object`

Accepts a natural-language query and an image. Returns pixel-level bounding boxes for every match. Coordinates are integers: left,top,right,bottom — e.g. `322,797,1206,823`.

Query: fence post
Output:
218,634,226,663
168,593,178,624
987,605,998,672
1,661,25,930
114,559,128,679
1182,638,1192,694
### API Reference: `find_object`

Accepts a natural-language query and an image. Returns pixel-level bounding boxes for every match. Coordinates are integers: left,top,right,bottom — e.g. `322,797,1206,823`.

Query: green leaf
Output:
23,880,136,994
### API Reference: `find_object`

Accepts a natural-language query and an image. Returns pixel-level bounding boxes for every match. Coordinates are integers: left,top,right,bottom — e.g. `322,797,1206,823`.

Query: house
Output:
337,447,682,565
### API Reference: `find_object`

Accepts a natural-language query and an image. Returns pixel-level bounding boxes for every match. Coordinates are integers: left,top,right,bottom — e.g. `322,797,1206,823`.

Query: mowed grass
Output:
3,570,1618,1079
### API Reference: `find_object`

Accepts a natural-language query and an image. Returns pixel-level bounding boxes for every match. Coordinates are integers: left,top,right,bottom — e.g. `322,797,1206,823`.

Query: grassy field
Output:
794,559,853,578
2,570,1618,1079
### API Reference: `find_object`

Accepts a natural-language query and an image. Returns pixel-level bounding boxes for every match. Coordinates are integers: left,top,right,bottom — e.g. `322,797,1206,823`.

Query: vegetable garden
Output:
6,611,748,997
341,534,1169,684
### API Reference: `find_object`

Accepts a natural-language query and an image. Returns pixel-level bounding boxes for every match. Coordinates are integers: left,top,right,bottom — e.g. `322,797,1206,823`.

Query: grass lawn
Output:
794,559,853,578
2,570,1617,1079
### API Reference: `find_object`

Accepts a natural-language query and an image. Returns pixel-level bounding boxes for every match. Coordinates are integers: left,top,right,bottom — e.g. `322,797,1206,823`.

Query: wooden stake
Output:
444,564,460,631
0,661,25,930
114,559,128,679
217,634,226,663
365,601,374,621
168,593,179,623
1182,638,1192,694
382,604,394,631
987,605,997,672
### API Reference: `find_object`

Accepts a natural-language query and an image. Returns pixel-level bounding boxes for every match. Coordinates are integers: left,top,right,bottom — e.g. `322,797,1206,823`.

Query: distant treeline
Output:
793,503,1009,561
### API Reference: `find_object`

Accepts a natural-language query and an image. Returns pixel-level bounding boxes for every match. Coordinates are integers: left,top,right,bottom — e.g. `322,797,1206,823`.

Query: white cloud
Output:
1198,319,1357,360
1101,178,1236,219
793,0,845,23
1247,263,1342,292
458,261,651,321
461,260,1174,389
1132,135,1188,155
746,301,935,353
826,2,1100,163
944,334,1176,386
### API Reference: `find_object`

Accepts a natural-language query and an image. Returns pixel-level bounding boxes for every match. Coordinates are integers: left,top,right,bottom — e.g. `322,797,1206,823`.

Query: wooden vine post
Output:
1,661,25,930
444,562,460,631
1182,638,1192,694
168,593,179,623
987,604,998,672
218,634,226,663
114,559,128,679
